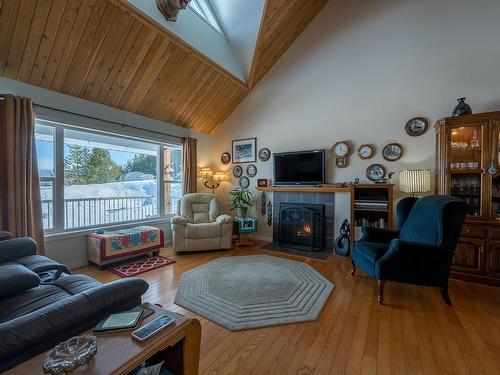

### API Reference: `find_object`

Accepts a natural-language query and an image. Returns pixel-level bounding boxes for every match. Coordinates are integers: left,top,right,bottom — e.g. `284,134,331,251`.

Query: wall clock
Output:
233,165,243,178
221,152,231,165
382,143,403,161
239,176,250,189
332,141,350,168
366,164,387,181
405,117,428,137
258,148,271,162
246,164,257,177
357,144,375,159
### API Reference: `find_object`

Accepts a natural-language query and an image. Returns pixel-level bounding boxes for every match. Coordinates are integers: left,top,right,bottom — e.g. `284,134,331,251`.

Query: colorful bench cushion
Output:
87,225,164,261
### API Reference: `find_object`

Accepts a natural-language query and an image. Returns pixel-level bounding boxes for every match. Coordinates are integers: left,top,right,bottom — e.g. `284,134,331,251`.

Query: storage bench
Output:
87,225,164,267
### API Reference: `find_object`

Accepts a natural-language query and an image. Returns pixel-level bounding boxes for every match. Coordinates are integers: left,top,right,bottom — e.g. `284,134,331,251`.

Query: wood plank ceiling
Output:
0,0,328,133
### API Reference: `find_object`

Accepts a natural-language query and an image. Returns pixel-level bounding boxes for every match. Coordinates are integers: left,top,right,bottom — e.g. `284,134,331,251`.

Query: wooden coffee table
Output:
6,303,201,375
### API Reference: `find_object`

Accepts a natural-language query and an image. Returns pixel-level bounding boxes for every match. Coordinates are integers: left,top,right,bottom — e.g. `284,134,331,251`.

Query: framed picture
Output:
257,179,268,187
232,138,257,163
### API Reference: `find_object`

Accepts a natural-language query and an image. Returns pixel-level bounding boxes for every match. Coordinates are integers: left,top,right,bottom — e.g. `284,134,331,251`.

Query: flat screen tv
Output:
273,149,325,186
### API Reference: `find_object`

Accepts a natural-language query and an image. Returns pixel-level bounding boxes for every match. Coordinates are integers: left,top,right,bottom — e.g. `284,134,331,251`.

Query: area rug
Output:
174,255,334,330
109,255,175,278
261,242,333,260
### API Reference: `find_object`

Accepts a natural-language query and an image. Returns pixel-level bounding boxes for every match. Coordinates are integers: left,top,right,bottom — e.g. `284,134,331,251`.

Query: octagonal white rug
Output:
174,255,334,330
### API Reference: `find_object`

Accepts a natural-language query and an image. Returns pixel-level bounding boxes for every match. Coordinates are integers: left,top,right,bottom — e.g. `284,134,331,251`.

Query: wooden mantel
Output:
255,186,351,193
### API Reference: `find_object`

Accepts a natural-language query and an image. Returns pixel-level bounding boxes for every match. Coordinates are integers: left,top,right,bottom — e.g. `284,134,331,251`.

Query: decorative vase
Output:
235,207,248,217
452,97,472,116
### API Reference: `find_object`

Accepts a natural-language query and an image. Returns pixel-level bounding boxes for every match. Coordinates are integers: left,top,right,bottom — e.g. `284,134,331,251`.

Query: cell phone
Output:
131,314,176,342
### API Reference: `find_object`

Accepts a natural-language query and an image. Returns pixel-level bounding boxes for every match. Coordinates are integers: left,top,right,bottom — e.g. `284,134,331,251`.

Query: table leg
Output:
183,319,201,375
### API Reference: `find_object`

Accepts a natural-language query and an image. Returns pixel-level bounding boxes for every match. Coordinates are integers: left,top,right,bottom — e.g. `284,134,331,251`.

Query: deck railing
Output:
41,195,179,230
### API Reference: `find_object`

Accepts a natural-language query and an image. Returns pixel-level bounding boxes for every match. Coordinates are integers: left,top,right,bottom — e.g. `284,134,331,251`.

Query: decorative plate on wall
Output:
382,143,403,161
405,117,428,136
366,164,387,181
221,152,231,165
246,164,257,177
239,176,250,189
233,165,243,178
357,144,375,159
258,148,271,162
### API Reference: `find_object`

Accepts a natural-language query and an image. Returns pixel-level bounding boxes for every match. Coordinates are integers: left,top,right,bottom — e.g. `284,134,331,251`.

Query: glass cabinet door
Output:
490,121,500,219
448,125,484,217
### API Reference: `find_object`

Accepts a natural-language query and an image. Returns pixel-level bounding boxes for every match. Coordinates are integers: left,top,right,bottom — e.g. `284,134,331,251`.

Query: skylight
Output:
189,0,224,35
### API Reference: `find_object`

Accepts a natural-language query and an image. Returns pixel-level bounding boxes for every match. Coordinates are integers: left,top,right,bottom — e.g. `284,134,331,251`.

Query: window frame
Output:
35,118,183,235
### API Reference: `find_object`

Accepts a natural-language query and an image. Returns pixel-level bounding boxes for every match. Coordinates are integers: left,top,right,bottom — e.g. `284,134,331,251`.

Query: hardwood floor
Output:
77,243,500,374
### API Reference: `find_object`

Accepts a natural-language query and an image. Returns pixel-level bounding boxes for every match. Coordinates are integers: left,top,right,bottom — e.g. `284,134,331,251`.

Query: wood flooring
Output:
76,243,500,374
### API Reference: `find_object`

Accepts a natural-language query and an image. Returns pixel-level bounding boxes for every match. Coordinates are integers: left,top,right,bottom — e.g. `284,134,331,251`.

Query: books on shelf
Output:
354,200,388,210
354,217,387,229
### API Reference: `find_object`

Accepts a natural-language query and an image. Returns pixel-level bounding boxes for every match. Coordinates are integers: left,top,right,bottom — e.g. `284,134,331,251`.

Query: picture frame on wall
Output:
232,138,257,163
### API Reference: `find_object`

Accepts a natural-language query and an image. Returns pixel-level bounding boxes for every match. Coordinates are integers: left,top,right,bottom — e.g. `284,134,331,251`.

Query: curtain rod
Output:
34,103,187,141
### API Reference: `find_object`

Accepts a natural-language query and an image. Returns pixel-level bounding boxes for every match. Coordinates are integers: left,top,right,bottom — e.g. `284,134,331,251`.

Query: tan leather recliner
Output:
171,193,233,252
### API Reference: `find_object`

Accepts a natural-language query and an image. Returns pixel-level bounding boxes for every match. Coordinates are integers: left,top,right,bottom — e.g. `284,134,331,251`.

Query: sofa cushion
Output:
0,275,100,323
185,222,222,239
13,255,70,275
0,265,40,299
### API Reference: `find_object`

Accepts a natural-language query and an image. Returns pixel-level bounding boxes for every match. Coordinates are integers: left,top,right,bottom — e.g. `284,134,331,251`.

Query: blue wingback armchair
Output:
351,195,468,305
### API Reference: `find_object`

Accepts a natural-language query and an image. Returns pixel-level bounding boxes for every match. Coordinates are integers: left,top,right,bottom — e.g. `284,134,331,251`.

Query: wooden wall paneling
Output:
0,0,327,133
80,8,135,100
28,0,66,86
141,51,195,120
103,27,157,107
60,0,110,95
0,0,22,75
3,0,37,78
16,0,52,82
95,20,143,102
51,0,96,91
169,64,213,126
39,0,82,89
64,2,117,96
120,38,176,112
137,47,190,118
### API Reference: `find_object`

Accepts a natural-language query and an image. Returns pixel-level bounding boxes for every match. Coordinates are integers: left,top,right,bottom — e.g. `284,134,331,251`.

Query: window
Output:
35,119,183,233
189,0,224,35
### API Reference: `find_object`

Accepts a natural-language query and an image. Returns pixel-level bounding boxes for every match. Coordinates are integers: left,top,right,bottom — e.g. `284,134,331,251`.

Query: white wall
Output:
211,0,500,241
1,77,213,268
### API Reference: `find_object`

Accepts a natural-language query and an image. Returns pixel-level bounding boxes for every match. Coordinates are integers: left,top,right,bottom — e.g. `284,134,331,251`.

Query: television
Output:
273,149,325,186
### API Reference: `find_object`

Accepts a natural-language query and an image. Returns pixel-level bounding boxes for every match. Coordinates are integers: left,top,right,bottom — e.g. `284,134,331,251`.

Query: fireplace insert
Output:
279,202,326,251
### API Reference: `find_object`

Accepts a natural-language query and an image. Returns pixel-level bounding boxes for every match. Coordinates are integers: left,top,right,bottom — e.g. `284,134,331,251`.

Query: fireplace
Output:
279,202,326,251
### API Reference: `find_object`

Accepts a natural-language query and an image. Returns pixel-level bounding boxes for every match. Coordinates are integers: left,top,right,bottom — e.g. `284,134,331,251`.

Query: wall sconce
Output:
199,168,226,194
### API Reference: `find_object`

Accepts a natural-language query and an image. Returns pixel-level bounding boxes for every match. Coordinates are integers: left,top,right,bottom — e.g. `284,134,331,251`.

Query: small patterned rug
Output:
109,255,175,278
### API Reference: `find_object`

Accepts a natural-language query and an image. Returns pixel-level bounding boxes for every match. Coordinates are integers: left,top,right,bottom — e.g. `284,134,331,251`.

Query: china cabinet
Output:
435,111,500,286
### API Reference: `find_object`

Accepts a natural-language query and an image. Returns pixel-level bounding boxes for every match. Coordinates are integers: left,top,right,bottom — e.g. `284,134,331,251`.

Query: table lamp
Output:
399,169,431,197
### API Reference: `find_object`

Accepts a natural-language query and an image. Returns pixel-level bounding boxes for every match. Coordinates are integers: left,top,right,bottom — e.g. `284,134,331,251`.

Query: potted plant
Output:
229,187,252,217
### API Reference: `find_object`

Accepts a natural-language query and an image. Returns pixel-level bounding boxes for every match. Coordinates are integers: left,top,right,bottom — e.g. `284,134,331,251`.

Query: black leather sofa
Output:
0,236,149,372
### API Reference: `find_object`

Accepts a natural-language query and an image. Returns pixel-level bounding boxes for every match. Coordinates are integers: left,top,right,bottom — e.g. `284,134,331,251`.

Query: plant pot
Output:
235,207,248,217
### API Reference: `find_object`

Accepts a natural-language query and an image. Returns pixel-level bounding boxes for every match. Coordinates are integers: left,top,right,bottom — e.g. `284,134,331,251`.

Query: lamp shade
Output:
213,171,227,181
199,167,213,178
399,169,431,193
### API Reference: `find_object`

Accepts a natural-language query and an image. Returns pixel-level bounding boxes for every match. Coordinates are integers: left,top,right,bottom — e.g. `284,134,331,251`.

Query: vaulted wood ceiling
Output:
0,0,328,133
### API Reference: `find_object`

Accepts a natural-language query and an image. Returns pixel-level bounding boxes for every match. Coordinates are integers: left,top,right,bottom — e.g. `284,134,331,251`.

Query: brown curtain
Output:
182,137,198,194
0,95,44,253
